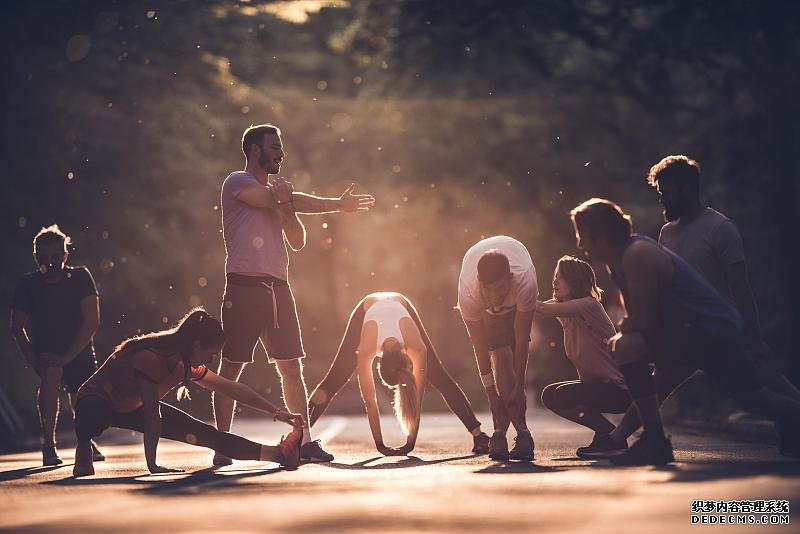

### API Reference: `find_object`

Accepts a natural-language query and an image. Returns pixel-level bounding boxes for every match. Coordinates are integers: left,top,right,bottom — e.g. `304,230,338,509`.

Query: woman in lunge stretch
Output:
72,308,303,477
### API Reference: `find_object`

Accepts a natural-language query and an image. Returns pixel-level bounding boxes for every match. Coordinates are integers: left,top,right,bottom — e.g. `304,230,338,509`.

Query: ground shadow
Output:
475,462,561,474
657,460,800,483
326,454,475,470
42,465,284,494
0,464,68,482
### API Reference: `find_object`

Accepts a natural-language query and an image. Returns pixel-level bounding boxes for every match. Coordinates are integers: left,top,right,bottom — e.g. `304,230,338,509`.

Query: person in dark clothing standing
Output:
10,225,105,466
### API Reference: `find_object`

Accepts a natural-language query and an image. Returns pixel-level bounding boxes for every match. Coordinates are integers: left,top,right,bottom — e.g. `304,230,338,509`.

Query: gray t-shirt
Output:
221,171,288,280
658,207,745,302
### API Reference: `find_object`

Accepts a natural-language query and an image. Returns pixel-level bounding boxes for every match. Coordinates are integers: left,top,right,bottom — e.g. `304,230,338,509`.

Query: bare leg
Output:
491,349,528,433
275,359,311,442
38,366,62,446
610,365,695,442
213,360,245,432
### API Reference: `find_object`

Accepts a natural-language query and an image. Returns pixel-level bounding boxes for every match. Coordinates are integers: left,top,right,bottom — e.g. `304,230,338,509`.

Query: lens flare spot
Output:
66,35,92,62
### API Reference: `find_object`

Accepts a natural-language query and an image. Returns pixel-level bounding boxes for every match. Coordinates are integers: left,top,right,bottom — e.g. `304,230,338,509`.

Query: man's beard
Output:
662,204,682,222
259,153,273,173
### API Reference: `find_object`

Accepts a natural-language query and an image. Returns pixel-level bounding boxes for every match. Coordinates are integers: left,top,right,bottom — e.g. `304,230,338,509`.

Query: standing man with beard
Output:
10,225,105,466
214,123,375,465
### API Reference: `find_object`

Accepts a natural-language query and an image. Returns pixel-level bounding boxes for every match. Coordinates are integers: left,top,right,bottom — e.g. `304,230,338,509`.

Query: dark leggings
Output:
309,296,481,433
74,395,262,460
541,380,631,434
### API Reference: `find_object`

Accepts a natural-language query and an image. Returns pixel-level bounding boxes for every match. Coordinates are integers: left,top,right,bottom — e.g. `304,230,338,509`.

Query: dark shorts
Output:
221,273,305,364
652,325,760,396
483,307,517,352
36,347,97,393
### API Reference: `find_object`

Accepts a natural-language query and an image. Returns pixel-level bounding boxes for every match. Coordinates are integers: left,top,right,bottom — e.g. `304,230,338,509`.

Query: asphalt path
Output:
1,408,798,533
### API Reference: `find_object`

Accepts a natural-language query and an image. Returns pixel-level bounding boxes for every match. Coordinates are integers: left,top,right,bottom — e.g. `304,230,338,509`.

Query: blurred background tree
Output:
1,0,797,448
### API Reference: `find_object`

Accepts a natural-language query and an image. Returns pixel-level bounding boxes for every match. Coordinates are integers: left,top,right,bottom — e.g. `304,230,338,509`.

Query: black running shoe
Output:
488,432,509,462
472,432,491,454
212,452,233,467
300,440,334,462
509,431,534,462
576,433,628,459
42,444,63,466
610,431,674,466
91,440,106,462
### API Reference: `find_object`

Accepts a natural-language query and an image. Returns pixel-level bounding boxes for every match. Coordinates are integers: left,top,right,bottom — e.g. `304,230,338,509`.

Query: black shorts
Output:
35,347,97,393
483,307,517,352
653,325,760,396
221,273,305,364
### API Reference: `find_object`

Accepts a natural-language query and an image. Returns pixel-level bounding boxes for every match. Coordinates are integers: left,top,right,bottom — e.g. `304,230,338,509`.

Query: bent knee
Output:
540,384,558,409
611,334,648,366
276,359,303,381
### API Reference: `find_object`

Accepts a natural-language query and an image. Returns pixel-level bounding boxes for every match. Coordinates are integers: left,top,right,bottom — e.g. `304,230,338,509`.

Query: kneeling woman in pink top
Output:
309,292,489,456
537,256,631,459
73,308,303,477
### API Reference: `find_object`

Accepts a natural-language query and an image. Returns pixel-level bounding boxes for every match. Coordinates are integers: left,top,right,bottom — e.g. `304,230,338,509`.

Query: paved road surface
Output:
1,408,797,533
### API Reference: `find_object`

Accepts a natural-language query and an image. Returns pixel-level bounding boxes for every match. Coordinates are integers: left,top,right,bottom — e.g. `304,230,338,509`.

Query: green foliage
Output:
1,0,796,428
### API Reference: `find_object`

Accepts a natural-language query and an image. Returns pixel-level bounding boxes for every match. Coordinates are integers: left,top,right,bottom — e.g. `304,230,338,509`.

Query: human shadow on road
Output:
326,454,475,470
42,465,284,494
0,464,67,482
475,462,561,474
654,460,800,483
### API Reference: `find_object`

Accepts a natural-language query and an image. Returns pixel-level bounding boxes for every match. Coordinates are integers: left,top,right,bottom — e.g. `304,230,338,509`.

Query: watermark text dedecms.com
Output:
691,500,789,525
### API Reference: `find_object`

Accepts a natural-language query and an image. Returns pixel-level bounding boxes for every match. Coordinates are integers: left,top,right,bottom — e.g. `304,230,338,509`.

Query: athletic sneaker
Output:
73,442,95,477
91,440,106,462
488,432,509,462
277,426,303,470
300,440,334,462
42,444,63,466
576,433,628,459
610,431,674,466
509,431,534,462
472,432,491,454
212,452,233,467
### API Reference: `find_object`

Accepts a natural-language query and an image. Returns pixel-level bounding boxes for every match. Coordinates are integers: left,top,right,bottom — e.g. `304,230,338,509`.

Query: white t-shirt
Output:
457,236,538,322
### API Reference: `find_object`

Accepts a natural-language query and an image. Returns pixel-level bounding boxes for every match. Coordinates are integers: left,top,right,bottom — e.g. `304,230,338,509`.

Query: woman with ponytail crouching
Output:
309,292,489,456
72,308,303,477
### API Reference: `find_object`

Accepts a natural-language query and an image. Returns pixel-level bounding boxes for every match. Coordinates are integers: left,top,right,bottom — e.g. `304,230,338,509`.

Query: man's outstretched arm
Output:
292,183,374,214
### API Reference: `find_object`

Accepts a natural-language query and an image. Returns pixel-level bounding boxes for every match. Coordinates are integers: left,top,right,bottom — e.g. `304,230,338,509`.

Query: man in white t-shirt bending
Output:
458,235,538,462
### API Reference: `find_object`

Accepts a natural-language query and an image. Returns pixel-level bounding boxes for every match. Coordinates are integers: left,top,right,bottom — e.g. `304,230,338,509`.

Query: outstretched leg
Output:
308,299,367,426
405,298,481,433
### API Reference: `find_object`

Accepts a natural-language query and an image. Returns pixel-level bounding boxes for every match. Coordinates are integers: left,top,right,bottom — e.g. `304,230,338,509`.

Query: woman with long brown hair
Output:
72,308,303,477
309,292,489,456
537,256,630,458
